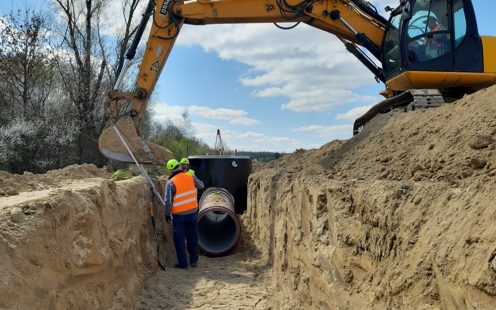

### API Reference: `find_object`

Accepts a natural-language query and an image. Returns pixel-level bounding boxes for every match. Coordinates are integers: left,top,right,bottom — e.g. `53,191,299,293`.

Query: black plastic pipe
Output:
197,187,241,256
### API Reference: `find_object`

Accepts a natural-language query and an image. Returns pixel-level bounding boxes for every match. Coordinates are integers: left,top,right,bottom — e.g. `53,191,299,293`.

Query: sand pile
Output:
0,164,111,197
320,87,496,183
244,85,496,309
0,166,158,309
2,85,496,309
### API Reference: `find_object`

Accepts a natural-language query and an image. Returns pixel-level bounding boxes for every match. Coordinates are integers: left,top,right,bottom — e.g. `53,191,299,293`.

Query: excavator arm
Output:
99,0,389,165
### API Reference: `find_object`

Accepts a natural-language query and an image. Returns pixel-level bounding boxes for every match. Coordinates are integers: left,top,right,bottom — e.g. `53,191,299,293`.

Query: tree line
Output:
236,151,284,163
0,1,215,174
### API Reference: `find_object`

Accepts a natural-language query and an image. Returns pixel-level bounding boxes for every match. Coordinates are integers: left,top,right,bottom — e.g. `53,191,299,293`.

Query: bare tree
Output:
0,10,57,121
52,0,146,165
99,0,146,126
112,0,144,81
0,10,82,173
0,2,146,173
51,0,108,164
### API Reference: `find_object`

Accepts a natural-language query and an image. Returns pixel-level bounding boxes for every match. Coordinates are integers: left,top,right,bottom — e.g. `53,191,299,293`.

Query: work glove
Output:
165,215,172,223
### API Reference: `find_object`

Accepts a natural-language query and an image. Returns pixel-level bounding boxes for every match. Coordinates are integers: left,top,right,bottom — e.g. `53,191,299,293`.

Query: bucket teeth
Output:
98,116,172,165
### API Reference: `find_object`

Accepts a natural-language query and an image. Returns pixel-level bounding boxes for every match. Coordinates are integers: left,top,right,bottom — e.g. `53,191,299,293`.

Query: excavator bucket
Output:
98,116,173,165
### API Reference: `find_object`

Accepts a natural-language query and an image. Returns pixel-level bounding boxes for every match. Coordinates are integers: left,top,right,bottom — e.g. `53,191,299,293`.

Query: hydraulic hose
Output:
197,187,241,256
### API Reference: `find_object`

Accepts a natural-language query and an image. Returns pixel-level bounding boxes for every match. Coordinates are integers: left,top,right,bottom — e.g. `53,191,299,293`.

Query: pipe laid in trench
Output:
198,187,241,256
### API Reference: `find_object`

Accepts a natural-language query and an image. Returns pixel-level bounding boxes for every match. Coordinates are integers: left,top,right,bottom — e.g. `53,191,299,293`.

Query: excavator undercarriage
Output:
353,89,446,135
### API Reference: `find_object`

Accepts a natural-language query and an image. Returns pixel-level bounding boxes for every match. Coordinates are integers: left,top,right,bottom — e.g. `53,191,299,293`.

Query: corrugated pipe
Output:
198,187,241,256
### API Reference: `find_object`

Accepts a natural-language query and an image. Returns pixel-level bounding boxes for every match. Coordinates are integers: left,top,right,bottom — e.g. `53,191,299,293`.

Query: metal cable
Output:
112,124,167,270
111,125,164,205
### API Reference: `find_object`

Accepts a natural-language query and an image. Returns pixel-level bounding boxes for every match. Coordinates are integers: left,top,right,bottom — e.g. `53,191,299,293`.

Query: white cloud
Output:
176,23,380,112
188,125,303,152
230,131,303,152
293,124,351,137
188,105,260,125
238,131,265,139
93,1,400,115
151,102,260,126
100,0,149,38
336,105,373,120
190,123,240,142
151,102,186,123
190,122,218,133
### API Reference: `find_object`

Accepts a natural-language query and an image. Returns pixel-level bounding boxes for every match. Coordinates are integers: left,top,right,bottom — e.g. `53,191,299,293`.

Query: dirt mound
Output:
0,165,157,309
320,87,496,183
3,85,496,309
0,164,110,197
251,159,265,172
245,85,496,309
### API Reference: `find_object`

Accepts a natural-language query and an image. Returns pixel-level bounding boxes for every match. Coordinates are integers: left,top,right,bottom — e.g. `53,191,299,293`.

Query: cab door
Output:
402,0,483,73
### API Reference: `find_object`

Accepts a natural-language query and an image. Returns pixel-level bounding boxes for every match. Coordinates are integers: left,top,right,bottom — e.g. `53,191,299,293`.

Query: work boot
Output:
174,263,188,270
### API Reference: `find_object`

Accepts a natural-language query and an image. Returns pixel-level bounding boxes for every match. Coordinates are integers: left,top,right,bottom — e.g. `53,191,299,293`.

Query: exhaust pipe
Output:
198,187,241,256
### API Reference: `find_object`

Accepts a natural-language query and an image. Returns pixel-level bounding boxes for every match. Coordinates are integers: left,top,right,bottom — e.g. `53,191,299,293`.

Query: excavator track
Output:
353,89,445,135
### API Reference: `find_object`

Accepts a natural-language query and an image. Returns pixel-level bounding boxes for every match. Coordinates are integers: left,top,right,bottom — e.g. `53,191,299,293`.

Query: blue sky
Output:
2,0,495,152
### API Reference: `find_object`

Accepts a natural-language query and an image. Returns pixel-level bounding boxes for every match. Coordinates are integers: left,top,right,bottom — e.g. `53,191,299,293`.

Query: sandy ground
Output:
242,85,496,309
2,85,496,309
136,237,282,310
0,166,157,309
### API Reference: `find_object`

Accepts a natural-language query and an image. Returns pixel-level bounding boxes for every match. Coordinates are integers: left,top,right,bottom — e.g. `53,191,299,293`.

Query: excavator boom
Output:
99,0,496,164
99,0,387,165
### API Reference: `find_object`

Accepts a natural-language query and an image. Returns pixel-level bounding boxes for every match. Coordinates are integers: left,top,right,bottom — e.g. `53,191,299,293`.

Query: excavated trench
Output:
2,86,496,309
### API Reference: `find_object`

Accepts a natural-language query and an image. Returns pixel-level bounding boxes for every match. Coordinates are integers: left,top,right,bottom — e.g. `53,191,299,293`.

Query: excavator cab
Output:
383,0,496,93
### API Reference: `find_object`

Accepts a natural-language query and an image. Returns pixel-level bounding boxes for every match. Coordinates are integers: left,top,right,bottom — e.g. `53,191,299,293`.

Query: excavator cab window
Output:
406,0,451,63
383,0,483,80
383,14,402,75
453,3,467,47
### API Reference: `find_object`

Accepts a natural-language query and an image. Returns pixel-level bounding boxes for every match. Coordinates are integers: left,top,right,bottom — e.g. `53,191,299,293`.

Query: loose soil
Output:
242,85,496,309
0,166,155,309
136,234,285,309
0,163,110,197
2,85,496,309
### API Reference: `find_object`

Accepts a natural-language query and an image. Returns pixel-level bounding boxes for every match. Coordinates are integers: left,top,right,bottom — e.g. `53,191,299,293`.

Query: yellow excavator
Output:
99,0,496,165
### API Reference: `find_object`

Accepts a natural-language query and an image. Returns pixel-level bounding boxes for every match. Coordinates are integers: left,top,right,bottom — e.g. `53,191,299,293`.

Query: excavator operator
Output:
424,15,448,58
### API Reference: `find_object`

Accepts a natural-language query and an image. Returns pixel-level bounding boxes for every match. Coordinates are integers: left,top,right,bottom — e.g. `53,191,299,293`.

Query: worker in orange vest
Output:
164,159,204,269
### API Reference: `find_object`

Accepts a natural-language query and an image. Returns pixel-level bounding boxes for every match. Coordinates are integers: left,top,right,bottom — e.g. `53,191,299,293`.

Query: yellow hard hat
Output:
180,158,190,164
166,159,180,171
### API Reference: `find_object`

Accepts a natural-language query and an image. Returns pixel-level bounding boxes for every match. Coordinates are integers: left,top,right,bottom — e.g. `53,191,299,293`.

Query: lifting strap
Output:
112,124,166,270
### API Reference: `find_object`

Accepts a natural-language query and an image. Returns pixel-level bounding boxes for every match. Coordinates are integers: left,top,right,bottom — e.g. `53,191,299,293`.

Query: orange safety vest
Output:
170,172,198,215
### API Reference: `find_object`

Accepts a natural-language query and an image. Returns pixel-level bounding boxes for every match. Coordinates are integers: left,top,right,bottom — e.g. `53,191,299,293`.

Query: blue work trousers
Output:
172,212,198,268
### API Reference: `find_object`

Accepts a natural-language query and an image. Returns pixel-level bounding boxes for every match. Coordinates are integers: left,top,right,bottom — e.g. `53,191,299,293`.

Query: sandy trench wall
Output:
246,173,496,309
0,176,158,309
245,86,496,309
